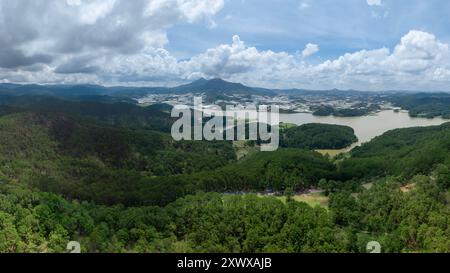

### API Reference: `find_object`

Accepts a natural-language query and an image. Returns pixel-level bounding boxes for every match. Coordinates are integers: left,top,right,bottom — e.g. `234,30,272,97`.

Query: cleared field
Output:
292,192,329,208
316,149,346,157
258,191,329,209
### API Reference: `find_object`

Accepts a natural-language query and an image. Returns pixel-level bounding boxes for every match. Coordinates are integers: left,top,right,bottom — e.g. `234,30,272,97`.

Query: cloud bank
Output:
1,0,450,91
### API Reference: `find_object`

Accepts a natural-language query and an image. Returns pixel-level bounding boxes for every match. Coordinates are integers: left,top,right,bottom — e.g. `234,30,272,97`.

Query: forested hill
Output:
340,122,450,179
387,93,450,119
0,111,236,200
281,123,358,149
0,95,174,132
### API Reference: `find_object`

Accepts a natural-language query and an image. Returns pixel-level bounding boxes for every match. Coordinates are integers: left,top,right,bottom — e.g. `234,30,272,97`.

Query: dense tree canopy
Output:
388,93,450,119
1,173,448,253
281,123,358,149
340,123,450,180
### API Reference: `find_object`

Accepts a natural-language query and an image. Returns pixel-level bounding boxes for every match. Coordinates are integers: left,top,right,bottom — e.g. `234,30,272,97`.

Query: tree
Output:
435,164,450,190
284,187,295,203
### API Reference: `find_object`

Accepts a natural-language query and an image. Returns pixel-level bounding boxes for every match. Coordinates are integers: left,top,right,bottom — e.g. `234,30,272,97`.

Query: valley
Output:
0,79,449,253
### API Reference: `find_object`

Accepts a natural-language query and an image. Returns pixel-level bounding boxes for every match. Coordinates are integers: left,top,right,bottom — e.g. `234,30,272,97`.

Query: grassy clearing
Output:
258,191,329,209
292,192,329,208
316,149,345,157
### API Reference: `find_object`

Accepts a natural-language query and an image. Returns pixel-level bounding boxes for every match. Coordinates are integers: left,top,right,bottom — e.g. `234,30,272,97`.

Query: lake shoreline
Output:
281,109,448,146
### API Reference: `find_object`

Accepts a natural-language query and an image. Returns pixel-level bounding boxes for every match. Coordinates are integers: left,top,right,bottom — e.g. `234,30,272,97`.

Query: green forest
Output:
281,123,358,149
0,96,449,253
387,93,450,119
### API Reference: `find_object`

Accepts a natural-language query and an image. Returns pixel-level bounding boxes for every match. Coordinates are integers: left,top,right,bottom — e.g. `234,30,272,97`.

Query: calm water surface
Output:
204,109,448,152
280,110,448,146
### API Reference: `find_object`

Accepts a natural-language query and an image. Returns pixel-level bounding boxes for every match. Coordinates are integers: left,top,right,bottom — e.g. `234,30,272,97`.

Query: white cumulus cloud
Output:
302,43,320,58
1,1,450,91
0,0,224,69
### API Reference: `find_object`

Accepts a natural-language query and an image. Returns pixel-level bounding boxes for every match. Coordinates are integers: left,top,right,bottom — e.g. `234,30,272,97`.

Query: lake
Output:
204,108,449,153
280,110,449,151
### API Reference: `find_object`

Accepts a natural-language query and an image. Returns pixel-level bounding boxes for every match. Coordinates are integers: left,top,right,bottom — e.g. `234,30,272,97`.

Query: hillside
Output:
340,122,450,179
388,93,450,119
0,112,235,201
0,95,175,132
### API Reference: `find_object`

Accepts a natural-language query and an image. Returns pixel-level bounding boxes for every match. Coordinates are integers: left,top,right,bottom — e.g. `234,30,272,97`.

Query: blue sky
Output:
1,0,450,90
167,0,450,60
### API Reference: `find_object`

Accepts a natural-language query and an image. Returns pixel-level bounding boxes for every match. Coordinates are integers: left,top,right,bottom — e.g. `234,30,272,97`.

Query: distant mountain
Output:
0,83,164,98
170,78,276,101
0,78,275,100
173,78,255,94
1,80,449,102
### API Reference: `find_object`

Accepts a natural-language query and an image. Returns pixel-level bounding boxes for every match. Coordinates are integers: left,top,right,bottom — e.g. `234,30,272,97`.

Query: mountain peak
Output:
175,78,248,92
169,78,276,98
191,77,208,84
191,77,235,85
